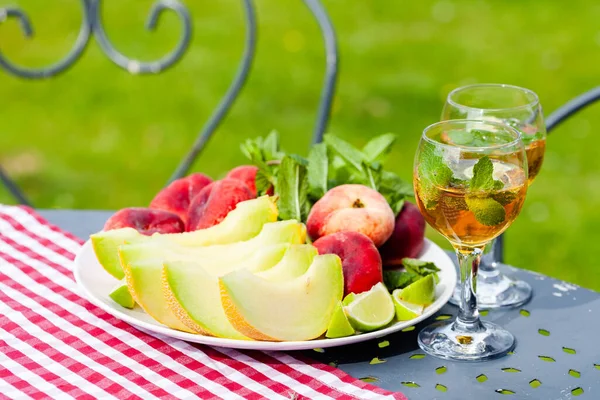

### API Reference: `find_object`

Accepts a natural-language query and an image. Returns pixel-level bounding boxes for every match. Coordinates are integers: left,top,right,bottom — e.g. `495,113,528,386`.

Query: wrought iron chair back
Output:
0,0,338,206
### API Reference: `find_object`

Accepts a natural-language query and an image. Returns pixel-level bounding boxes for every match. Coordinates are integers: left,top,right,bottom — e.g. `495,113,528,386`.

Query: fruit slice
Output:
162,261,250,339
256,245,317,282
125,244,289,333
392,289,424,321
91,196,278,279
220,254,344,341
325,301,355,338
123,259,195,333
109,280,135,309
398,274,435,306
344,282,395,332
92,228,146,279
163,245,314,338
119,220,306,269
342,292,356,306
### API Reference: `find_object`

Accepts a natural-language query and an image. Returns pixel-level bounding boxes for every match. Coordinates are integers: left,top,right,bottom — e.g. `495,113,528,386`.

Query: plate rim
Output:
73,238,457,351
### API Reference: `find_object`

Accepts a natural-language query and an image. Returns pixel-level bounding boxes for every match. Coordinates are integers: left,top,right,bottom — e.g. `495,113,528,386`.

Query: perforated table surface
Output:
40,209,600,399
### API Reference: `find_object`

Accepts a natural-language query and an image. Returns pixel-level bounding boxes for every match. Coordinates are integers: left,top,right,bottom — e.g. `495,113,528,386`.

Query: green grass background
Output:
1,0,600,290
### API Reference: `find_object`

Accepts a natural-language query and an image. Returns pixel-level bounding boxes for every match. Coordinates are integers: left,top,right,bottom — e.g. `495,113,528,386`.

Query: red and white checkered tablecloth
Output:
0,205,407,400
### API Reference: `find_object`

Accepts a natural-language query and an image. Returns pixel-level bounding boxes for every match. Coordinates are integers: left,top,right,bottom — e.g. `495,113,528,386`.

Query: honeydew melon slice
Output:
163,244,318,338
219,254,344,341
91,196,278,279
256,245,317,282
118,220,306,270
124,244,290,333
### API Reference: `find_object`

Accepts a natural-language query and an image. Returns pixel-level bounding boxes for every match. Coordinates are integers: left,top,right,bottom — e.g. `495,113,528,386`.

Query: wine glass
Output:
442,83,546,308
414,120,528,361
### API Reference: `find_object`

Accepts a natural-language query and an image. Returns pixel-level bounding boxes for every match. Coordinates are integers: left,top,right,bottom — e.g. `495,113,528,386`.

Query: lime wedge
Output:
392,289,424,320
344,283,394,332
326,301,355,338
109,280,135,309
398,274,435,305
342,292,356,306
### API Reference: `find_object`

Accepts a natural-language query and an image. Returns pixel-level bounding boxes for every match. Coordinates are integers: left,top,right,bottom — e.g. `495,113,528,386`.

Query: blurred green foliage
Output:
1,0,600,290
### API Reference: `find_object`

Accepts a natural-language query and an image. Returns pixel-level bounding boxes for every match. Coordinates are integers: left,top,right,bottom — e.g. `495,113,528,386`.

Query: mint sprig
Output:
383,258,440,292
467,156,506,225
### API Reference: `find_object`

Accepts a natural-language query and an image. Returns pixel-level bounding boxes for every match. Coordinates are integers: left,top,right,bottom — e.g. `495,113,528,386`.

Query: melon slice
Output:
118,220,306,269
162,244,317,338
124,244,289,333
220,254,344,341
256,245,317,282
91,196,278,279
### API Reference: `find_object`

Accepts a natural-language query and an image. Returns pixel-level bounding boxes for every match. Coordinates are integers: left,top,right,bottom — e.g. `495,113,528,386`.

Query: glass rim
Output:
447,83,540,112
422,119,523,151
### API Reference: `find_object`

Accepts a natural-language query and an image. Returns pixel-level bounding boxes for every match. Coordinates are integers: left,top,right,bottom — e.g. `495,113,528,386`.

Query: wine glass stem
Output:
455,247,484,328
479,238,502,281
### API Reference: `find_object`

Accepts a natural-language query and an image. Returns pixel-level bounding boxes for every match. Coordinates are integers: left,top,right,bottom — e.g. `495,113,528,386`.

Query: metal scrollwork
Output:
0,0,192,78
0,0,91,79
90,0,192,74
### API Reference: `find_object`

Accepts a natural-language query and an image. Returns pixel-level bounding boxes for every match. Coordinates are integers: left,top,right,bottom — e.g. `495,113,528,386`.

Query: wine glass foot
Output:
418,320,515,361
449,270,532,309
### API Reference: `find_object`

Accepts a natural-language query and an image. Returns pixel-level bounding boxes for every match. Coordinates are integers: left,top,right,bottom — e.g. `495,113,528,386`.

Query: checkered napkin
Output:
0,205,407,400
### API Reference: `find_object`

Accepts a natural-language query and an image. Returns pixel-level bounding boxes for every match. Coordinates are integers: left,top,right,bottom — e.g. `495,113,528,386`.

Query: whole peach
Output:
226,165,259,197
150,173,212,225
313,231,383,296
379,202,426,266
187,178,253,231
306,184,395,247
104,208,184,235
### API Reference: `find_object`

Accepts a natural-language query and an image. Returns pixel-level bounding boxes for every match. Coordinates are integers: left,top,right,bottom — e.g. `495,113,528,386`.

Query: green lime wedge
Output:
109,280,135,309
398,274,435,305
326,301,355,338
392,289,424,320
344,282,395,332
342,292,356,306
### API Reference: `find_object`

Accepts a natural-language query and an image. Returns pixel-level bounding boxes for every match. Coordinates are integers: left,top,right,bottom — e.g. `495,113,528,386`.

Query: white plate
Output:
73,238,456,351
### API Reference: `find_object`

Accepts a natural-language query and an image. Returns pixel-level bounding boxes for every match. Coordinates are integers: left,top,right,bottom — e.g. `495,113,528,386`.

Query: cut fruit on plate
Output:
397,274,435,305
392,289,424,321
109,280,135,309
162,261,250,340
91,196,278,279
219,254,344,341
118,220,305,270
124,244,290,334
255,245,317,282
325,301,355,339
345,282,395,332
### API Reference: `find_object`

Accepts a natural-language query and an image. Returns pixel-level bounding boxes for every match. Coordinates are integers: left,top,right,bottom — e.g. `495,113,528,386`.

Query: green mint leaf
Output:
276,155,311,222
307,143,329,199
362,133,397,162
493,180,504,190
255,168,274,196
379,171,414,197
417,142,453,209
444,130,472,145
492,189,518,206
324,134,366,172
383,270,418,291
362,161,382,190
465,197,506,226
401,258,441,276
470,156,495,192
262,130,281,160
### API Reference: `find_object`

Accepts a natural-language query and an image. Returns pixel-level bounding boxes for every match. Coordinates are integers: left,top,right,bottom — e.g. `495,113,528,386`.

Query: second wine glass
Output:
442,83,546,308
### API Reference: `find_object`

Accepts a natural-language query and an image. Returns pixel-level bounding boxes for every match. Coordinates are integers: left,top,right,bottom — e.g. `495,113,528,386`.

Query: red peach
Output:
226,165,259,197
379,202,426,266
313,231,383,296
306,184,395,247
103,208,184,235
187,178,253,231
149,173,212,225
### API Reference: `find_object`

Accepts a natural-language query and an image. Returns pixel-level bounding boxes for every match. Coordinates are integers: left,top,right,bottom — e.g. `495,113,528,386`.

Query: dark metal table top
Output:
39,209,600,399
